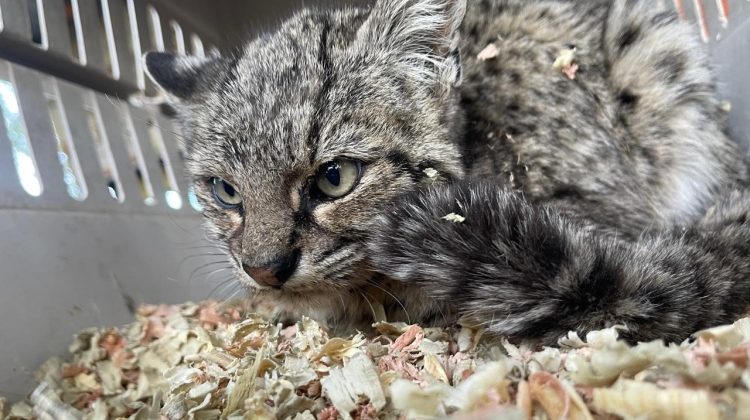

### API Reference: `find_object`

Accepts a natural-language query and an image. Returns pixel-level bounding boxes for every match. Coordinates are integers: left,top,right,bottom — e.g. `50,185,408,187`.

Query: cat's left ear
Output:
144,51,219,100
358,0,467,89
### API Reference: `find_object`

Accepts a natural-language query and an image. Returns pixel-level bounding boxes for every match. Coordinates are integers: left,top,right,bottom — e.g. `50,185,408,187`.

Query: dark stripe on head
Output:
294,179,316,230
384,150,422,181
306,17,335,159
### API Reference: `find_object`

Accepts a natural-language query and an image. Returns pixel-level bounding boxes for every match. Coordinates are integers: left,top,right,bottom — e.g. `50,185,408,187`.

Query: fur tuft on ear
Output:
144,51,218,100
358,0,467,89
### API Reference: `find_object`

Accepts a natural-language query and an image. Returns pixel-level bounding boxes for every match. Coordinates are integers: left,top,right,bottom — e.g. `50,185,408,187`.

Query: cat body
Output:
145,0,749,344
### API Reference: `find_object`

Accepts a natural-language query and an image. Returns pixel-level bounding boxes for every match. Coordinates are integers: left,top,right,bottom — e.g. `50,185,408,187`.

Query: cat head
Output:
145,0,467,305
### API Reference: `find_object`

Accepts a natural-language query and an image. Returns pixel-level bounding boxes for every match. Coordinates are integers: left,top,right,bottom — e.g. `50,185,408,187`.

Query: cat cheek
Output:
310,203,339,227
227,211,244,226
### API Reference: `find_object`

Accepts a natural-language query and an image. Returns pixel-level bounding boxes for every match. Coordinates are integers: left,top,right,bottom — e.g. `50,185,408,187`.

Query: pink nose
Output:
242,250,301,288
243,265,282,287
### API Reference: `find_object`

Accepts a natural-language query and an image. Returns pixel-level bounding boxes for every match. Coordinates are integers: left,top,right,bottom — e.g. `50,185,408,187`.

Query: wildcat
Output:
145,0,750,344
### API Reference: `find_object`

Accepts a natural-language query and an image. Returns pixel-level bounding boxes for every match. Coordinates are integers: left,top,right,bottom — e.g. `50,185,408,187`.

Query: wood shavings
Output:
592,380,721,419
28,382,80,420
7,401,33,419
423,352,450,383
317,406,338,420
314,334,366,362
7,302,750,419
553,47,576,68
392,324,424,351
527,372,593,420
442,213,466,223
321,352,386,420
423,167,438,178
477,43,500,61
553,47,579,80
561,63,579,80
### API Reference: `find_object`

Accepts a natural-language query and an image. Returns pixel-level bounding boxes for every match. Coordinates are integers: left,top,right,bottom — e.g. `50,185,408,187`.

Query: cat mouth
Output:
244,282,357,309
238,263,369,295
235,268,330,292
231,242,368,292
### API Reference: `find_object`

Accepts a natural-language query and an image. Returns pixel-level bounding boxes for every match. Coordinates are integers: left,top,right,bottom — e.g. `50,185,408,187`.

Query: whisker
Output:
165,214,196,234
175,244,229,251
170,237,221,246
359,291,377,324
187,261,233,281
206,276,238,299
335,291,347,327
177,253,227,270
366,279,412,324
435,302,450,328
203,266,233,281
221,282,246,301
226,285,247,301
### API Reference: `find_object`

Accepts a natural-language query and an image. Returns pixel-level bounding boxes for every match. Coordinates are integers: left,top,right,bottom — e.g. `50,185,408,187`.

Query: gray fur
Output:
146,0,749,343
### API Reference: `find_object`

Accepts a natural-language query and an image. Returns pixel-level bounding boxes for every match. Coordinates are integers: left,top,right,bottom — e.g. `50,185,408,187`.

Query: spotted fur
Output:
146,0,748,343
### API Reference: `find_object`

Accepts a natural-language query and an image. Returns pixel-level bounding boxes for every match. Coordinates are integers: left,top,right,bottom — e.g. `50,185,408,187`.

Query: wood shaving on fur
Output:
476,43,500,61
5,301,750,419
553,47,578,80
442,213,466,223
423,168,439,178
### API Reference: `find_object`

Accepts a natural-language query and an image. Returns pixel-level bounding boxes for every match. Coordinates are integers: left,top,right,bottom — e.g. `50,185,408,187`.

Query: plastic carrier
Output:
0,0,748,401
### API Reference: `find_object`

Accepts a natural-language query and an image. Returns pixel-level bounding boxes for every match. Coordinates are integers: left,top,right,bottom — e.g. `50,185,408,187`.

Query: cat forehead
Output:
186,9,398,170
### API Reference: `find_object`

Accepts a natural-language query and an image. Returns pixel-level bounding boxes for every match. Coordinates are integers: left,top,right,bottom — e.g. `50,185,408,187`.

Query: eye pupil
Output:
223,182,235,196
314,159,362,199
211,177,242,208
325,164,341,186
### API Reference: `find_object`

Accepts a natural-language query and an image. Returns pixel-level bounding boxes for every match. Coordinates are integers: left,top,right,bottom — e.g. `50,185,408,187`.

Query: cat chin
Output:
247,283,349,303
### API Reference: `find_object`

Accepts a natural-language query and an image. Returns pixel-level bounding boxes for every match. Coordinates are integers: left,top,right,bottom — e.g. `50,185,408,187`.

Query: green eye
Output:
315,159,362,199
211,178,242,208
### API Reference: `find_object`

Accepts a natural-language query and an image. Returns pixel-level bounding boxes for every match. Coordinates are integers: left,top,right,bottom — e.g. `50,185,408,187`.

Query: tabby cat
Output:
145,0,750,344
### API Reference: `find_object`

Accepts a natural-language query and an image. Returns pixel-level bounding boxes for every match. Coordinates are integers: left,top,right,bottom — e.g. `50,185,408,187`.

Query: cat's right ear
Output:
144,51,218,100
357,0,467,91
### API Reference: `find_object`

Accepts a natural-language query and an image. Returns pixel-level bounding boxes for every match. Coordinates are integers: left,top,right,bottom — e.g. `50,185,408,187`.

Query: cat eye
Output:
211,178,243,208
314,159,362,199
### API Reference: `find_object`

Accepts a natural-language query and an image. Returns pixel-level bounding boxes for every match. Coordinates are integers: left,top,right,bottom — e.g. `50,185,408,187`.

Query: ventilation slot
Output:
27,0,47,48
0,69,42,197
120,105,155,205
146,118,181,209
90,0,117,77
43,79,87,201
83,93,123,202
60,0,83,63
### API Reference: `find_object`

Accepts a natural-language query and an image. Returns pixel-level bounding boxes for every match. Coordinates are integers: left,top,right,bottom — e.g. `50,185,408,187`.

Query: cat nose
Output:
242,249,300,288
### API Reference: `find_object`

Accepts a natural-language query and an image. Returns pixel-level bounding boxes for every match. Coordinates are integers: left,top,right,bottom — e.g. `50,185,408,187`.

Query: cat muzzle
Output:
242,249,301,288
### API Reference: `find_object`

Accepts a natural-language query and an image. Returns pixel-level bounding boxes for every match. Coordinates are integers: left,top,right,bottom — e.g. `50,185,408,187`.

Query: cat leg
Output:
368,181,750,344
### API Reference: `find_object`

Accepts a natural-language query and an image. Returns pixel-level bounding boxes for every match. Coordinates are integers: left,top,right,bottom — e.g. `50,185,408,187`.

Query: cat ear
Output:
358,0,467,88
144,51,219,100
